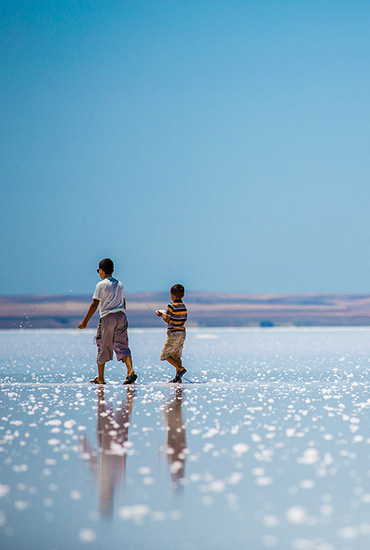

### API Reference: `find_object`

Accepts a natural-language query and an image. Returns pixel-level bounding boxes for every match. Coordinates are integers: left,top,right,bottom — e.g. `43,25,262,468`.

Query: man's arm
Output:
78,299,100,329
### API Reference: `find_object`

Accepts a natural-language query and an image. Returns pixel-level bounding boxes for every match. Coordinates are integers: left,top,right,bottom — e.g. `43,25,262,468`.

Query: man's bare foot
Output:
124,373,137,385
90,377,106,384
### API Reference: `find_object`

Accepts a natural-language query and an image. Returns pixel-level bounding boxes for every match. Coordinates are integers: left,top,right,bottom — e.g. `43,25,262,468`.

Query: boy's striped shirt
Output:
166,301,187,332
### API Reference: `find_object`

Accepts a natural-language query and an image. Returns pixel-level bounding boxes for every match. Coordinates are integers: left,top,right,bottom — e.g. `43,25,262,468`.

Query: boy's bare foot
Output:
90,377,106,384
169,368,187,383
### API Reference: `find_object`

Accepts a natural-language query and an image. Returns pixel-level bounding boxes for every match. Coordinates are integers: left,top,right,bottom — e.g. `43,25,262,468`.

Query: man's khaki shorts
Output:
160,330,186,360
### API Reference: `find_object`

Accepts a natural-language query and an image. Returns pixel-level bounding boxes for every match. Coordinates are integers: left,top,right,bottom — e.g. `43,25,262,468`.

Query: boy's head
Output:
170,283,185,301
98,258,114,276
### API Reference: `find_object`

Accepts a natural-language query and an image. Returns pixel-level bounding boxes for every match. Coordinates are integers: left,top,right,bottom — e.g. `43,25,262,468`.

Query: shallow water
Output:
1,328,370,549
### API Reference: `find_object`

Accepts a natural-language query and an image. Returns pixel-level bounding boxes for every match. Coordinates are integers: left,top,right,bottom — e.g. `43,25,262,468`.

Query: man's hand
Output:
77,299,99,330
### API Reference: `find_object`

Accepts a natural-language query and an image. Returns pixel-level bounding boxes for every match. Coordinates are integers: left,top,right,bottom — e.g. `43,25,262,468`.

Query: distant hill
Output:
1,292,370,329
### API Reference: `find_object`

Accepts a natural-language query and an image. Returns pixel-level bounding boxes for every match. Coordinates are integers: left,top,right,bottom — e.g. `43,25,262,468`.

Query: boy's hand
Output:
156,309,170,323
77,321,87,329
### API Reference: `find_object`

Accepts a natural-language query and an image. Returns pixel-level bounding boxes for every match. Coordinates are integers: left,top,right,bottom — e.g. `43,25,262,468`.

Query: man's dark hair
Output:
99,258,114,275
171,283,185,300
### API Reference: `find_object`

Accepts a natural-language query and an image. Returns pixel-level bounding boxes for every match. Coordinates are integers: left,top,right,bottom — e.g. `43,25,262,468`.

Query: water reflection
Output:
81,387,135,519
162,387,187,492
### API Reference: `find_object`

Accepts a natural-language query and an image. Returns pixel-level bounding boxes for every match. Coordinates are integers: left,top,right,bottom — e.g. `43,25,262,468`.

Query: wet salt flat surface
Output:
2,328,370,549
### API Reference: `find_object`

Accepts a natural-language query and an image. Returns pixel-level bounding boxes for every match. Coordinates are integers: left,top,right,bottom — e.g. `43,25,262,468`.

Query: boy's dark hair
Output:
171,283,185,300
99,258,114,275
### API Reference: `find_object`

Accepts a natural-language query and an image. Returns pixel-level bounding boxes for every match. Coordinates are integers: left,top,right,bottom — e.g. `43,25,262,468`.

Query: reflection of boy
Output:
78,258,137,385
163,387,187,491
156,284,187,383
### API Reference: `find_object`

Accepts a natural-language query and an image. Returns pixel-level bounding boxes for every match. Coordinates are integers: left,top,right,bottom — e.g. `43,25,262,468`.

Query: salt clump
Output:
232,443,249,456
286,506,307,524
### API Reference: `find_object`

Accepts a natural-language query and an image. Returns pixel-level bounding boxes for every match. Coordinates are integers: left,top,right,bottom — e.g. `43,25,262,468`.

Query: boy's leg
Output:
166,355,182,371
166,356,187,382
160,331,186,381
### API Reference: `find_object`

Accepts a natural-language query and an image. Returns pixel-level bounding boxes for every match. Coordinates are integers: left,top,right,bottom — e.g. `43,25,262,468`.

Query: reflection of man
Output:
81,387,135,519
163,387,187,492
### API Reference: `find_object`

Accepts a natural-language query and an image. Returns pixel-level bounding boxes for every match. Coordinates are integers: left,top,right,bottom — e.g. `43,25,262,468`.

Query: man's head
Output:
97,258,114,277
170,283,185,301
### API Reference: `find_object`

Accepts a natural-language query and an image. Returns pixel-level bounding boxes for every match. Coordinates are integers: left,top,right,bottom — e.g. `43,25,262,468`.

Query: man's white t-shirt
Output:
93,277,125,318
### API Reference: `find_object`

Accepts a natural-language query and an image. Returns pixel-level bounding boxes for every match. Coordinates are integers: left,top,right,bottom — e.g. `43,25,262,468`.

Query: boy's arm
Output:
155,309,171,323
78,299,100,329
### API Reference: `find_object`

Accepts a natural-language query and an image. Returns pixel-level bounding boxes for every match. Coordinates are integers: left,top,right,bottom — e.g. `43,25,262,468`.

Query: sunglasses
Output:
97,268,101,273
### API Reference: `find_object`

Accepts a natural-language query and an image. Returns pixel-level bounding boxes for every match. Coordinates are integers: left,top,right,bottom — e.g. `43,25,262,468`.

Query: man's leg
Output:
90,363,106,384
114,313,136,381
123,355,135,376
98,363,106,381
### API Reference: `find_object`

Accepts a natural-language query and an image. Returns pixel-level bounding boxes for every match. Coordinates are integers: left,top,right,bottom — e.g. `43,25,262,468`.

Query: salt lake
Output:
1,327,370,549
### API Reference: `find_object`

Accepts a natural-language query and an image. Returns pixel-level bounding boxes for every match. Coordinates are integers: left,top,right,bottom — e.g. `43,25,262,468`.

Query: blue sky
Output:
1,0,370,295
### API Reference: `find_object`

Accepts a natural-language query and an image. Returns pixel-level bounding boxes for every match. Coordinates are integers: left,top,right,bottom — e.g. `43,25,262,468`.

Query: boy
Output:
156,284,187,383
78,258,137,385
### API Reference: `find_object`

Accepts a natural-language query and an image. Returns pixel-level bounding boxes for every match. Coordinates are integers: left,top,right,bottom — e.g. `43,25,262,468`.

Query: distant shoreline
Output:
1,292,370,329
